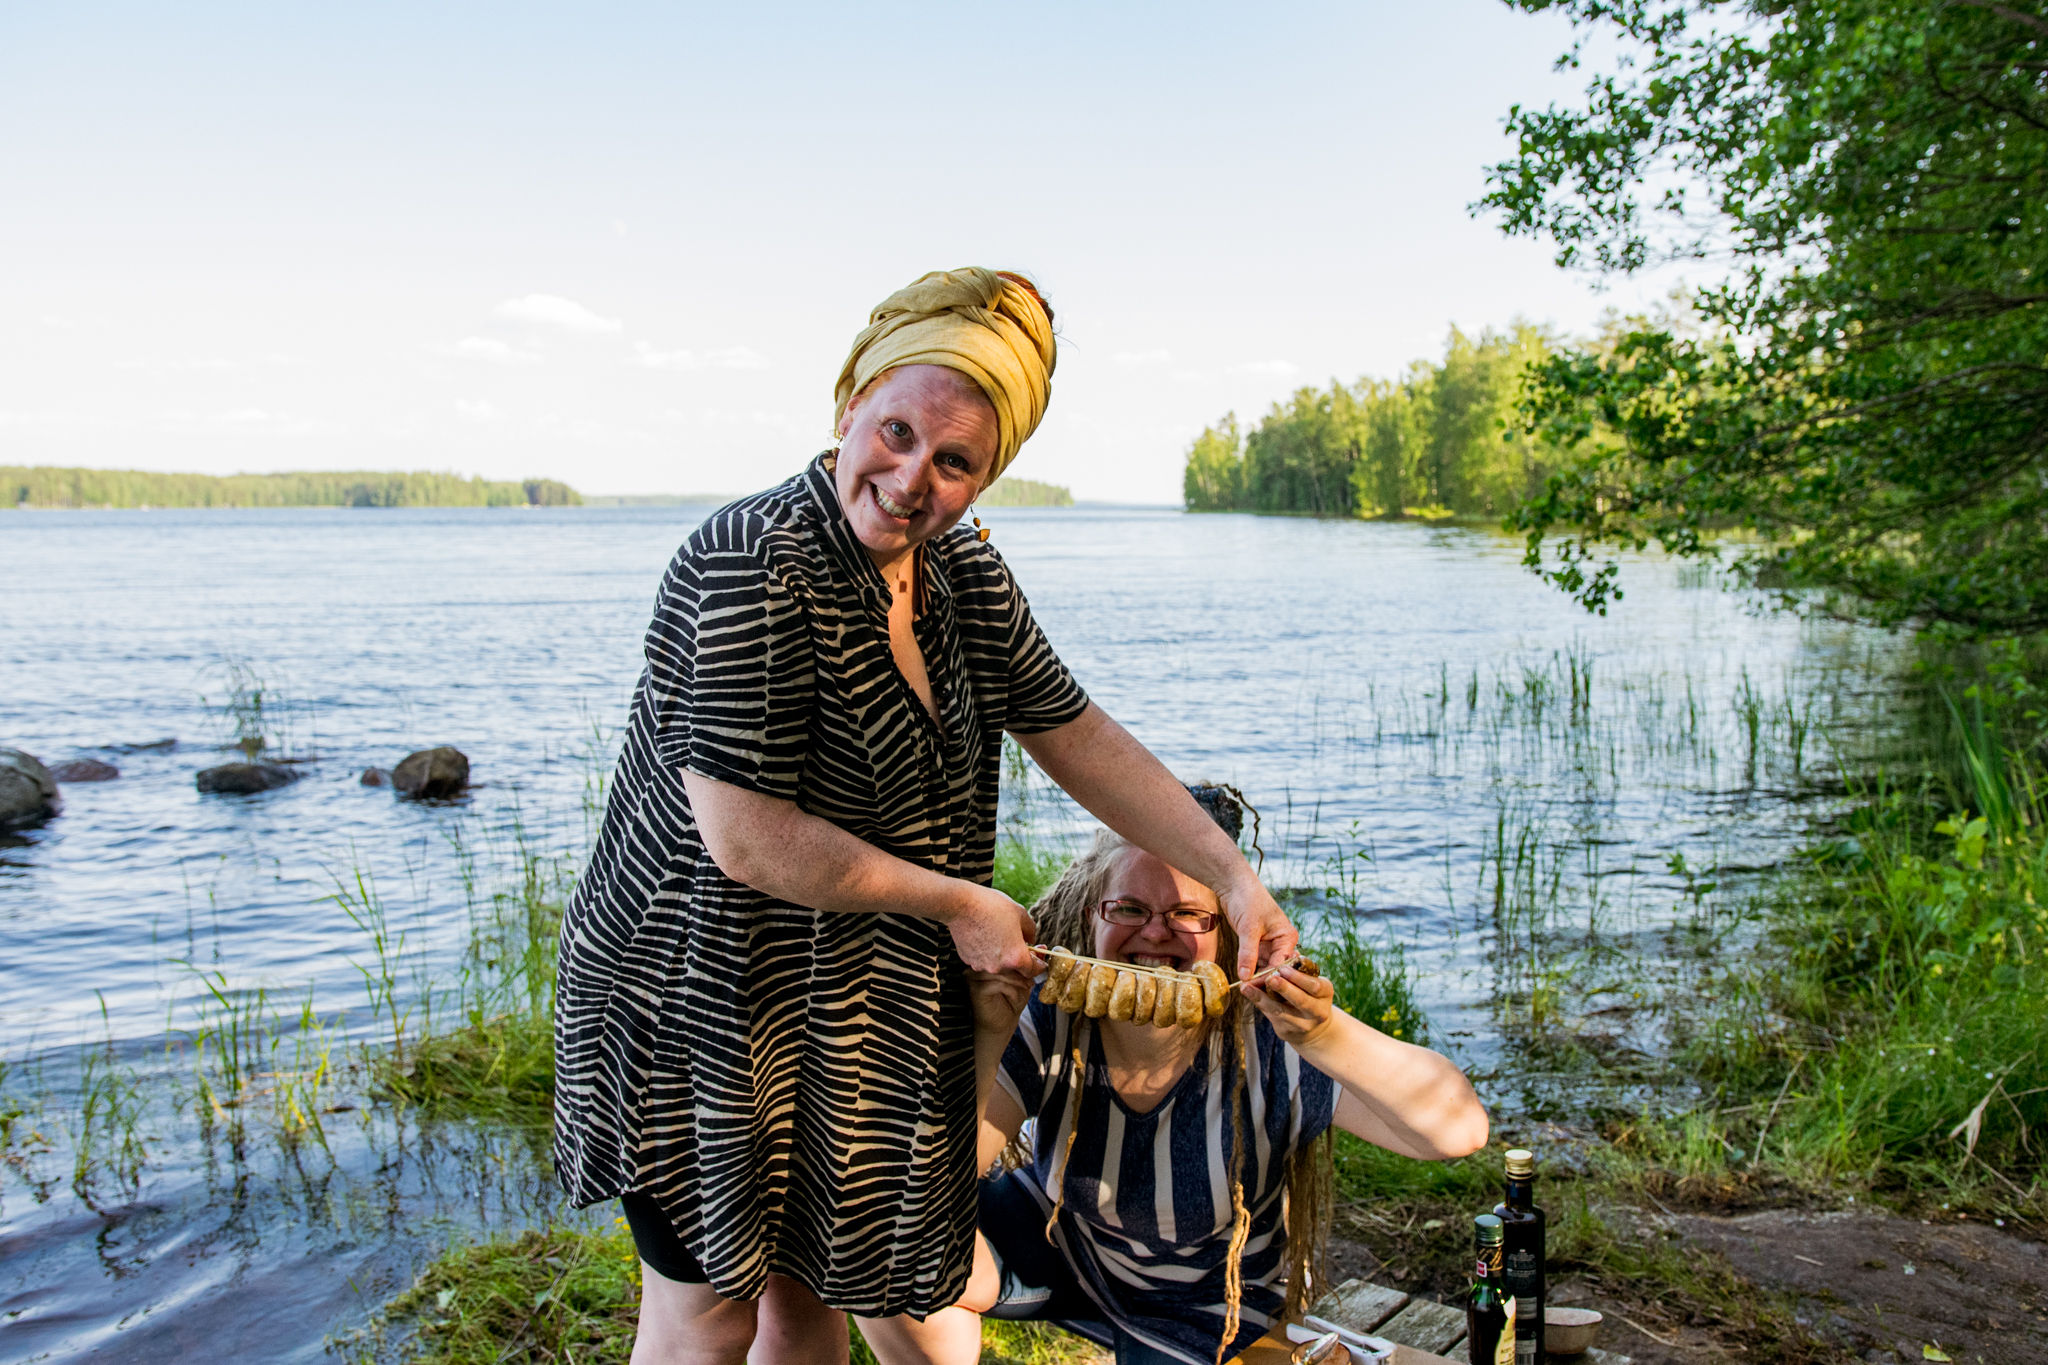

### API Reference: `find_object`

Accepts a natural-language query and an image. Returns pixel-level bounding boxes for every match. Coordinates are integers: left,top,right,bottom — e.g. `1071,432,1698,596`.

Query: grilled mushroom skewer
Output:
1033,947,1232,1028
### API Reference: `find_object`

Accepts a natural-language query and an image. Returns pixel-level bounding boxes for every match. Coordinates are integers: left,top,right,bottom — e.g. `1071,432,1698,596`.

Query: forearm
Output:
1016,704,1247,890
681,769,971,923
1297,1010,1489,1160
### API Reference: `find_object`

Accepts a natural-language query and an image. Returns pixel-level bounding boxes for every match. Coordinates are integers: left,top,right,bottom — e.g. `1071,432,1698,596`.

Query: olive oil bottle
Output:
1494,1148,1545,1365
1467,1213,1510,1365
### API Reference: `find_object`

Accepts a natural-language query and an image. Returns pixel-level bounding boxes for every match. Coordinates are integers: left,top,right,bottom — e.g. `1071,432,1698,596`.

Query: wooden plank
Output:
1388,1347,1467,1365
1311,1277,1411,1333
1377,1298,1468,1356
1438,1342,1469,1364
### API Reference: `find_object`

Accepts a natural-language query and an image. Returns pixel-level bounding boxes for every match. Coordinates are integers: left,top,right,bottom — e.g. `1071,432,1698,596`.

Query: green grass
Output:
1637,693,2048,1218
1310,915,1426,1046
994,836,1067,910
355,1222,1104,1364
339,820,569,1123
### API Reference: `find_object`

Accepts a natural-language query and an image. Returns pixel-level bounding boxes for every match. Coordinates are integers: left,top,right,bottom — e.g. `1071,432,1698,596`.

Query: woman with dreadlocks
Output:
862,794,1488,1365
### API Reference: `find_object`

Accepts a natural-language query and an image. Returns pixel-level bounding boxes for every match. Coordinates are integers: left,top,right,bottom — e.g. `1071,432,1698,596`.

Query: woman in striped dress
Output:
551,268,1301,1365
863,806,1489,1365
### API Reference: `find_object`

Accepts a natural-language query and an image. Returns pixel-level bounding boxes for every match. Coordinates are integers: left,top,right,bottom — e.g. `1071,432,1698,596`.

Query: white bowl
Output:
1544,1307,1603,1355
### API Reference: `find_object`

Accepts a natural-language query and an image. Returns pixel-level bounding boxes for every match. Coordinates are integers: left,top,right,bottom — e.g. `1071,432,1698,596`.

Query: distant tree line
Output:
4,466,582,509
979,475,1074,508
1183,324,1555,519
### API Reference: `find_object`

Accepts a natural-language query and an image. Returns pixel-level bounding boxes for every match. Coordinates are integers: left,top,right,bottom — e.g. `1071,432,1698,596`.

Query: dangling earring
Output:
971,505,990,542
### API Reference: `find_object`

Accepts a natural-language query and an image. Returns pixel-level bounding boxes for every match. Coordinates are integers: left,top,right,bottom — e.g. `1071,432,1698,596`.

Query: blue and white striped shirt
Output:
996,997,1339,1364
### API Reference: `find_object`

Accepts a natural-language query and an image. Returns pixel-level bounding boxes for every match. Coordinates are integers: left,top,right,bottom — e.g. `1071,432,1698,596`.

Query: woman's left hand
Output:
1214,873,1299,983
1242,966,1335,1049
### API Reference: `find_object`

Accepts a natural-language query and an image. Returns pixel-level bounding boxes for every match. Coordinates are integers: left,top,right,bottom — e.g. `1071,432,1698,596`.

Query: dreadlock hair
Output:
1024,827,1337,1362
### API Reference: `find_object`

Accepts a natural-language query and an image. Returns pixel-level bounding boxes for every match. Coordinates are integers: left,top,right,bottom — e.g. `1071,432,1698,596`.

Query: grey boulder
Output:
196,762,300,795
392,746,469,799
51,758,120,783
0,749,61,829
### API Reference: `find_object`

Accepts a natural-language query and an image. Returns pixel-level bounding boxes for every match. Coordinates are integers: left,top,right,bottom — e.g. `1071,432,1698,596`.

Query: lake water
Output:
0,500,1903,1361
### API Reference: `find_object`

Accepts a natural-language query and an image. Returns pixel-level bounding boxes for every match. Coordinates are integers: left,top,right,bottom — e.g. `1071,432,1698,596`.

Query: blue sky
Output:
1,2,1675,501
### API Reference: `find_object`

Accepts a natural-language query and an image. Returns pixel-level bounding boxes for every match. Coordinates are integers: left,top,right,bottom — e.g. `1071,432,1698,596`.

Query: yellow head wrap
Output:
833,267,1056,486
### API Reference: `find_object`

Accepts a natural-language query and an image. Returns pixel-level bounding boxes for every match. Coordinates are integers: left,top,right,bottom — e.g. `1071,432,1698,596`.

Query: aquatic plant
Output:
200,655,304,759
65,996,148,1201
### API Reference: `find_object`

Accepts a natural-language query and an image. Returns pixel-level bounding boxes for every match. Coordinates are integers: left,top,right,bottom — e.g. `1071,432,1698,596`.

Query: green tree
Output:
1483,0,2048,632
1181,327,1553,518
1243,385,1362,516
1183,414,1247,511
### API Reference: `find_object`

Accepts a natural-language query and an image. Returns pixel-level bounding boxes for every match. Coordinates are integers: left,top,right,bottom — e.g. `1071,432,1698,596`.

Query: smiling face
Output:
1092,847,1222,972
833,364,999,568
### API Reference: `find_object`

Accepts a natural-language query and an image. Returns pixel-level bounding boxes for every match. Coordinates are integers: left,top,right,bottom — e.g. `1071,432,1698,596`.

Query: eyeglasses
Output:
1094,898,1218,934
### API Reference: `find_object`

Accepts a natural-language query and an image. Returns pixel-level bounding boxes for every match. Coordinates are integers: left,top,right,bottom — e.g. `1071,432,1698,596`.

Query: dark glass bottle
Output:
1467,1213,1508,1365
1494,1148,1545,1365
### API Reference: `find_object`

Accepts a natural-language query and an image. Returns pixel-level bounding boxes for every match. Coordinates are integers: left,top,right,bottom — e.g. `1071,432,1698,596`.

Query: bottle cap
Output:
1504,1148,1535,1176
1474,1213,1504,1245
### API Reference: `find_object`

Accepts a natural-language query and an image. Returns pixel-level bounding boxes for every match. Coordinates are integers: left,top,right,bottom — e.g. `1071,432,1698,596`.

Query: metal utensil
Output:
1288,1329,1345,1363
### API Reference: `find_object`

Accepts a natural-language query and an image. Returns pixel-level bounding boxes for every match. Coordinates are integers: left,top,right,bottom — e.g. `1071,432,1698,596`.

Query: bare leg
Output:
856,1235,999,1365
855,1306,984,1365
753,1272,850,1365
631,1266,757,1365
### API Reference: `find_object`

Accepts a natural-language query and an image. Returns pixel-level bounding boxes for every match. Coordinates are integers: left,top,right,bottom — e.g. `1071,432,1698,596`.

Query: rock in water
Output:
196,762,300,795
360,766,390,787
0,750,62,828
51,758,120,783
392,746,469,799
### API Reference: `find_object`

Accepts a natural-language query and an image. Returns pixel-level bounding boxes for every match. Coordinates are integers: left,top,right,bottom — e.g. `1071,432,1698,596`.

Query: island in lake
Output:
9,464,1075,510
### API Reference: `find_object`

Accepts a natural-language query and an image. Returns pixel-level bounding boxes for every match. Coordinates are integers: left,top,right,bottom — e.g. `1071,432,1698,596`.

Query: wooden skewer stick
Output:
1028,945,1186,980
1244,953,1306,986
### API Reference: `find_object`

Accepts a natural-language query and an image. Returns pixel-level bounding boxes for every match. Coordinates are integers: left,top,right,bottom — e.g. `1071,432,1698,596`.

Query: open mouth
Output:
871,485,917,521
1122,951,1191,971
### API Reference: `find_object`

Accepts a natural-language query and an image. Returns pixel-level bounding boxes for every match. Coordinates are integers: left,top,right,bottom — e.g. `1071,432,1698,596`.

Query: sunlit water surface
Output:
0,502,1904,1361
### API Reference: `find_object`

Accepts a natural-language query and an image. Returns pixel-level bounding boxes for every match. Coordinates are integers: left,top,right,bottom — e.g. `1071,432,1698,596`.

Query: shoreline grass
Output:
349,1220,1105,1365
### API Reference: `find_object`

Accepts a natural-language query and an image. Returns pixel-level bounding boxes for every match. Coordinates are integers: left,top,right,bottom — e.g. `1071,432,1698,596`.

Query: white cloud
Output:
153,408,326,435
112,353,301,373
448,336,540,365
663,406,805,435
494,293,622,333
1111,348,1172,367
1232,359,1299,377
634,342,768,372
455,399,502,423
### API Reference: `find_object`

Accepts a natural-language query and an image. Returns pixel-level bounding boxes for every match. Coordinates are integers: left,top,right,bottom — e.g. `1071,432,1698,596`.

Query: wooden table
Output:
1226,1277,1631,1365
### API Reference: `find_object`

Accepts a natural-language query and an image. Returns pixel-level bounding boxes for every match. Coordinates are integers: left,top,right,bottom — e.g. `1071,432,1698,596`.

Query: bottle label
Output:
1515,1340,1536,1365
1503,1248,1538,1291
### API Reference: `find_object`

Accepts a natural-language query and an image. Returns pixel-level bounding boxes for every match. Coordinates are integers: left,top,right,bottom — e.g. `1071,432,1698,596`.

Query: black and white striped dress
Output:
553,453,1090,1317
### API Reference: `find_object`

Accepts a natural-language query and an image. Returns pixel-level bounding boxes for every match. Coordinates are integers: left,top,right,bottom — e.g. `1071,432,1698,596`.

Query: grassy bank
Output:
348,1220,1102,1365
1637,652,2048,1216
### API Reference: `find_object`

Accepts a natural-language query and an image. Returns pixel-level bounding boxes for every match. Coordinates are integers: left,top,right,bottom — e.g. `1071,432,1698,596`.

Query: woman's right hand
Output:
946,884,1039,976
